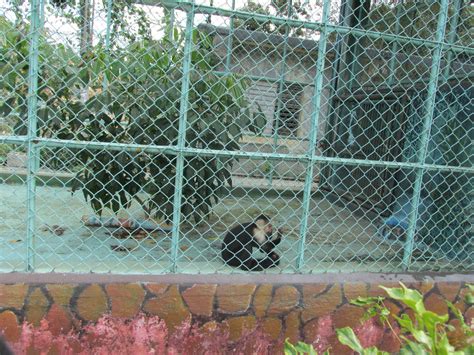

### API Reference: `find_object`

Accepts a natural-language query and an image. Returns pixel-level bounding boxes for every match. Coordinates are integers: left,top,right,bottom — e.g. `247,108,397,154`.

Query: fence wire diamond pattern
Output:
0,0,472,274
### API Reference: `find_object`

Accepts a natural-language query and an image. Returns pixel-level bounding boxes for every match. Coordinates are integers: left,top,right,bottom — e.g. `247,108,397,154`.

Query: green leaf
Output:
410,329,433,349
395,314,416,333
400,341,430,355
192,29,199,45
284,339,298,355
336,327,364,352
173,27,180,42
363,347,389,355
380,283,425,313
435,334,456,355
283,339,317,355
293,342,317,355
462,344,474,354
421,309,449,332
466,293,474,306
350,296,384,307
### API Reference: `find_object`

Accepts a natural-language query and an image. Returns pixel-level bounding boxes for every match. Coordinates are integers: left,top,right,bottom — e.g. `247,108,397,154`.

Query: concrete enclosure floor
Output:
0,182,454,274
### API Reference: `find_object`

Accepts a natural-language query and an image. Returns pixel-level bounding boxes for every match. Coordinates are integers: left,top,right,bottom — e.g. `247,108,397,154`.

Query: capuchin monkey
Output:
221,215,282,271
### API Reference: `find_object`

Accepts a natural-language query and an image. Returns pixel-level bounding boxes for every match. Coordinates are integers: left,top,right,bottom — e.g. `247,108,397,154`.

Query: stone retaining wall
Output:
0,273,472,353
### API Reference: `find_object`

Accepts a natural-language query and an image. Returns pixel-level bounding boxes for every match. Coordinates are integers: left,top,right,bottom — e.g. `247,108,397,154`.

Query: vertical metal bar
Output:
12,0,22,24
443,0,462,80
224,0,236,72
296,0,331,270
388,1,404,85
102,0,113,92
347,0,370,90
170,5,195,273
25,0,43,271
207,0,213,23
402,0,450,270
269,0,292,185
79,0,93,55
320,0,350,190
219,0,235,175
169,8,175,41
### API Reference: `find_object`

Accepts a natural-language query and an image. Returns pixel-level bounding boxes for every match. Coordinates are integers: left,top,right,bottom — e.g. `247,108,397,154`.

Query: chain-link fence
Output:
0,0,472,274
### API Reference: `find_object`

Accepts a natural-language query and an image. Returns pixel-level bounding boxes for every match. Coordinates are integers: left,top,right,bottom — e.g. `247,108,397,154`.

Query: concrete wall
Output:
202,25,333,181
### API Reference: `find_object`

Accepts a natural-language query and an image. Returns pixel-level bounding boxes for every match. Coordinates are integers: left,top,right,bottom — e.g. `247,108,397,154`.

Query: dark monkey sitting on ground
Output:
221,215,282,271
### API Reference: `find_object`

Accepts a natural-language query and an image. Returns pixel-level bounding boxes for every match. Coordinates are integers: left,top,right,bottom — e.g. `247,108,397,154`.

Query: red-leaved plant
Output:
7,313,276,354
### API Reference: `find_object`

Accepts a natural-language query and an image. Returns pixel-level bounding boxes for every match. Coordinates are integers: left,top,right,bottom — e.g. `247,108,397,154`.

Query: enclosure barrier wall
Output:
0,273,473,352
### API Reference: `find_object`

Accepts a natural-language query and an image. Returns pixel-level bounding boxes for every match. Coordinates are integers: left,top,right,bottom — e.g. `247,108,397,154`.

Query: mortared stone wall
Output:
0,273,472,353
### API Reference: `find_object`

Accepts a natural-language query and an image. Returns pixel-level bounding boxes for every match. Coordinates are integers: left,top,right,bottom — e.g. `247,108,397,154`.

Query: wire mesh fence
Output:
0,0,472,274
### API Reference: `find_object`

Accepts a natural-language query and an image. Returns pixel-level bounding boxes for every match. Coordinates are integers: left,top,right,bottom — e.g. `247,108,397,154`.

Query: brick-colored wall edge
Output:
0,272,472,353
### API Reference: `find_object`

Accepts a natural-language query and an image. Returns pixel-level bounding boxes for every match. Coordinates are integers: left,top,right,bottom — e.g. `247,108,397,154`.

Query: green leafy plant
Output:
1,12,266,223
342,283,474,354
284,338,320,355
285,283,473,355
336,328,388,355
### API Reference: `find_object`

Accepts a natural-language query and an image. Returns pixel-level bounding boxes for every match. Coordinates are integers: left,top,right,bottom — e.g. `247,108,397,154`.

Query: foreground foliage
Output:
8,313,274,354
285,283,473,354
3,283,472,354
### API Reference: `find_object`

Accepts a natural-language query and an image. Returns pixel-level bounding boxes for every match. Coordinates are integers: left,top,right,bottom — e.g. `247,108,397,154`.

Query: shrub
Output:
285,283,473,354
1,13,266,224
7,313,275,355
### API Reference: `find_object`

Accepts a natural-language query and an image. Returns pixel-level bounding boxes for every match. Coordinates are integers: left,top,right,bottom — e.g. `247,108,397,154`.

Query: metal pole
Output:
319,0,350,192
25,0,43,271
4,135,471,173
296,0,331,270
103,0,113,92
269,0,293,186
443,0,463,80
170,4,195,273
347,0,370,90
224,0,236,72
218,0,235,175
388,1,404,85
168,7,175,41
402,0,450,270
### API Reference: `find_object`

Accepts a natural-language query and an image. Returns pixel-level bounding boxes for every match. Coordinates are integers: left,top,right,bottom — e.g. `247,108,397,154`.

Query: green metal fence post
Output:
164,4,176,41
216,0,236,175
103,0,113,92
347,0,370,90
224,0,236,73
269,0,292,186
319,0,350,195
402,0,450,270
170,4,196,273
25,0,43,271
296,0,331,270
443,0,463,80
388,2,404,86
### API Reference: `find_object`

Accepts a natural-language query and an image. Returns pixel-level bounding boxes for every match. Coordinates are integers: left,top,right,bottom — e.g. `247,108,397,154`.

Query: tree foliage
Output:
233,0,323,38
0,13,266,223
365,1,473,52
48,0,152,48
